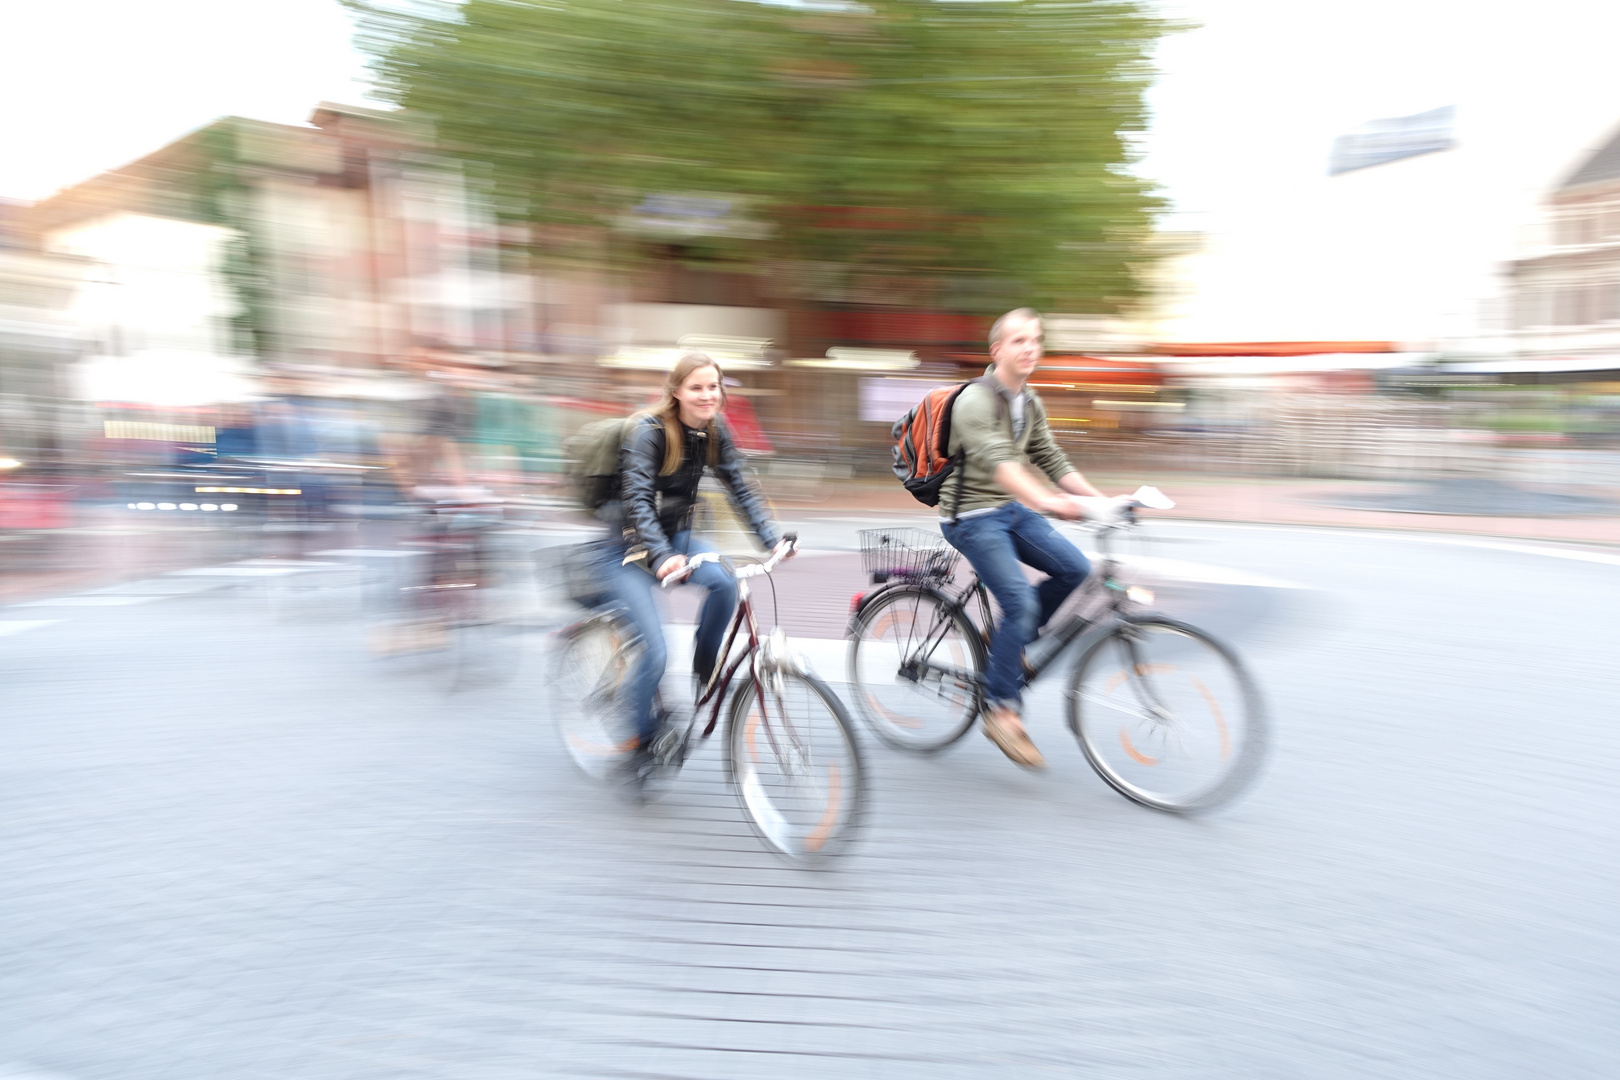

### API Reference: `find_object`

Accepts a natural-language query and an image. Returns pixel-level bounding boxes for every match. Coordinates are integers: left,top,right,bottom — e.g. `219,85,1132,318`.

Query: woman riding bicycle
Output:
597,352,789,786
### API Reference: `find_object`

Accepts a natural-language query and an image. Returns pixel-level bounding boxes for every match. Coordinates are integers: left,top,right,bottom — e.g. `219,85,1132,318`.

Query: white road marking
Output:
1107,554,1308,590
0,620,59,636
167,566,312,577
10,595,159,607
1157,520,1620,567
662,625,846,678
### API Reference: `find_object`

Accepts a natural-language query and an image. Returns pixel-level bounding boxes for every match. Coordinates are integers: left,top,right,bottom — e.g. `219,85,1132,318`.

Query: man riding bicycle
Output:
941,308,1128,770
598,352,790,792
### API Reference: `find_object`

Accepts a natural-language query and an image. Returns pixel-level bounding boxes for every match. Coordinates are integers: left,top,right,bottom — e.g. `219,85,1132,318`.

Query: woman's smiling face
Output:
673,365,722,428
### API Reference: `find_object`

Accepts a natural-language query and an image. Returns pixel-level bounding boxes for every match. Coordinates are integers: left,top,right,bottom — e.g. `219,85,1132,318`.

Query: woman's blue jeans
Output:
599,531,738,742
940,503,1090,711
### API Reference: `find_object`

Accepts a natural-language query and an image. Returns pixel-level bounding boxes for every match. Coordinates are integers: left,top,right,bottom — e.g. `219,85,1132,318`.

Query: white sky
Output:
1139,0,1620,343
1141,0,1620,225
8,0,1620,344
0,0,379,203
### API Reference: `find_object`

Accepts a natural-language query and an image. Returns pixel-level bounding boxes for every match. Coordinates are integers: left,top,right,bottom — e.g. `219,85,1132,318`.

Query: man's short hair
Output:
989,308,1043,349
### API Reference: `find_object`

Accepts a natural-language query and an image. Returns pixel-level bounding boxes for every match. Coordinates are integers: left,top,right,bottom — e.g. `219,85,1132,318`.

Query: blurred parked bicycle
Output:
367,489,529,689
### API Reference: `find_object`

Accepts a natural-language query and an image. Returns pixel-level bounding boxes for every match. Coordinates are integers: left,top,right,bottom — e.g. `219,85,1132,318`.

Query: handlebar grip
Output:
659,550,721,588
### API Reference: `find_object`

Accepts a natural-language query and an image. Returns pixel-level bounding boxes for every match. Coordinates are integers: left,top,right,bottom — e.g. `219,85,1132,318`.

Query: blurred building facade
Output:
3,96,1616,498
0,199,89,468
1507,125,1620,370
26,105,538,380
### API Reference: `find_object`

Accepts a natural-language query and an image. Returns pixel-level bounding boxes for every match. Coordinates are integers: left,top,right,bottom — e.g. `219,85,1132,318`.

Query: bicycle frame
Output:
859,523,1139,690
676,548,799,751
692,577,762,739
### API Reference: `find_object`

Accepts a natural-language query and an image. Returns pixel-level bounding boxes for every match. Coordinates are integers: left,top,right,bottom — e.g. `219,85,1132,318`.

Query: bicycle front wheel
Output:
728,666,864,862
847,586,984,752
552,615,637,781
1066,616,1267,813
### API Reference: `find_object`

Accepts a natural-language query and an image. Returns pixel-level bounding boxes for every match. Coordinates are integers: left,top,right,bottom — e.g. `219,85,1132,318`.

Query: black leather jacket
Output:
605,414,780,573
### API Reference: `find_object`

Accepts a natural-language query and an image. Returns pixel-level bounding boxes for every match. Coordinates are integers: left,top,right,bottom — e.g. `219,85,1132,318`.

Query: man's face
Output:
990,315,1043,382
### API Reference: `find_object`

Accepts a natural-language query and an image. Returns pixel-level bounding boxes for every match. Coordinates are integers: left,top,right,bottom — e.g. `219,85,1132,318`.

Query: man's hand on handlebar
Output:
1040,492,1086,520
1060,487,1175,525
1073,495,1135,526
655,553,687,582
1041,492,1128,523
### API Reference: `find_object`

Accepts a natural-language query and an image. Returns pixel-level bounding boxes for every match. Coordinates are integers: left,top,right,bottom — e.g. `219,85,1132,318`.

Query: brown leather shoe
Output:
982,706,1046,770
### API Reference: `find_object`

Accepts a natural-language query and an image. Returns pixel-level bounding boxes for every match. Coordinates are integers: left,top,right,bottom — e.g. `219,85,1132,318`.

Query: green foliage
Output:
194,122,277,358
346,0,1166,313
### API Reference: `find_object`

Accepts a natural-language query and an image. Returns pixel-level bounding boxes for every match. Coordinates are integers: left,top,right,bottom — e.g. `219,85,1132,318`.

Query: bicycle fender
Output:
846,582,957,639
845,582,919,638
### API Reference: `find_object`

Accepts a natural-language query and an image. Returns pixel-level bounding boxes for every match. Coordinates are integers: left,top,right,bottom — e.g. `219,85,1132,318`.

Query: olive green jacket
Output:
941,368,1075,519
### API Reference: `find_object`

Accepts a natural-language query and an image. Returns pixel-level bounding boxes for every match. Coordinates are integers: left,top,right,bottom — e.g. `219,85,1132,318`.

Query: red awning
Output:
1149,341,1396,357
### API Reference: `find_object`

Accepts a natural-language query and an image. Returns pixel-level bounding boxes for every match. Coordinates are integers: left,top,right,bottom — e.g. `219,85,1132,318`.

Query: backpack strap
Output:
947,446,968,525
943,376,1008,524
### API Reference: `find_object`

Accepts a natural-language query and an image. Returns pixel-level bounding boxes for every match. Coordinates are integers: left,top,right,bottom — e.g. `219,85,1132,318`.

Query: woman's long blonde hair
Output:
635,352,725,476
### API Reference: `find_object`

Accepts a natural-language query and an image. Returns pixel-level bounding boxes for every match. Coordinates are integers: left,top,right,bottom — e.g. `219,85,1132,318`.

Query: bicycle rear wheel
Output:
552,615,638,781
1066,616,1267,813
847,586,983,752
727,666,864,862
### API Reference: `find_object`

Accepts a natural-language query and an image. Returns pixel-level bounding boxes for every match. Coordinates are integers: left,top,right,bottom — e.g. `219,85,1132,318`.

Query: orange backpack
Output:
889,376,1001,519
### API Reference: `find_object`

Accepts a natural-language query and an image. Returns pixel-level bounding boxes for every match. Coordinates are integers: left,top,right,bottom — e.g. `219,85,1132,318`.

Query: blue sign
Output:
1330,105,1456,176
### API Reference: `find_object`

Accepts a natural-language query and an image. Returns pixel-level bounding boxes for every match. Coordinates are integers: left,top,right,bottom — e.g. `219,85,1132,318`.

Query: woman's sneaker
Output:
650,721,690,769
619,715,689,803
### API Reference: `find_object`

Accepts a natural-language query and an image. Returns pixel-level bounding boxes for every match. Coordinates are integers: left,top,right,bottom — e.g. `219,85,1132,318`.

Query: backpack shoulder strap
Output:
944,377,1007,450
943,377,1010,524
973,374,1009,418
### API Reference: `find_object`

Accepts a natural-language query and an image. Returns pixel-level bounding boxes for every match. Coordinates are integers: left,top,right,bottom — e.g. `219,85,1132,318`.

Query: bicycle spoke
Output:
848,587,982,752
729,668,863,861
1068,619,1266,813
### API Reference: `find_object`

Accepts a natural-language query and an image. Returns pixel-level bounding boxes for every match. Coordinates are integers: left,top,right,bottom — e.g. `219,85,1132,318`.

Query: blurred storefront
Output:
27,103,536,373
0,202,89,471
1501,122,1620,381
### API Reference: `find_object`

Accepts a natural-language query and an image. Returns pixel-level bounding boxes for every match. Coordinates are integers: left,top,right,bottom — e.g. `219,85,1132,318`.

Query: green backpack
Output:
563,416,631,510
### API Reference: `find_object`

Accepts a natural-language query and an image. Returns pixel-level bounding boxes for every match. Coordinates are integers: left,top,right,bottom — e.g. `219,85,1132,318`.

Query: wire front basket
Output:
857,526,960,585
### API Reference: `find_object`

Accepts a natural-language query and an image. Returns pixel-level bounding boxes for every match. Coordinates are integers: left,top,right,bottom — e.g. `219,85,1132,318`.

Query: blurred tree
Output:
346,0,1166,314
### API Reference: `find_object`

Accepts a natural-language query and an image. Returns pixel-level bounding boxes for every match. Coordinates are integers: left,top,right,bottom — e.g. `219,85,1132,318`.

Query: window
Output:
1603,281,1620,323
1557,215,1582,247
1555,285,1585,325
1516,285,1549,329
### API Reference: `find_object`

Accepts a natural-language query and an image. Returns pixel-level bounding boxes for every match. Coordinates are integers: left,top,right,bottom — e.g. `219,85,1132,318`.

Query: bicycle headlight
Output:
1126,586,1154,606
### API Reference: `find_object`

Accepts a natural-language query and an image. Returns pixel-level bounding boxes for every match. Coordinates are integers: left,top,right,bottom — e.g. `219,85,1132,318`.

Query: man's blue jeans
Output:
940,502,1090,711
599,531,737,742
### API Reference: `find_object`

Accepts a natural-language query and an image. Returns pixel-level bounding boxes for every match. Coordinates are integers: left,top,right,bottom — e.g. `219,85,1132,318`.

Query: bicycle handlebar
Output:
1074,485,1175,530
660,534,799,588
